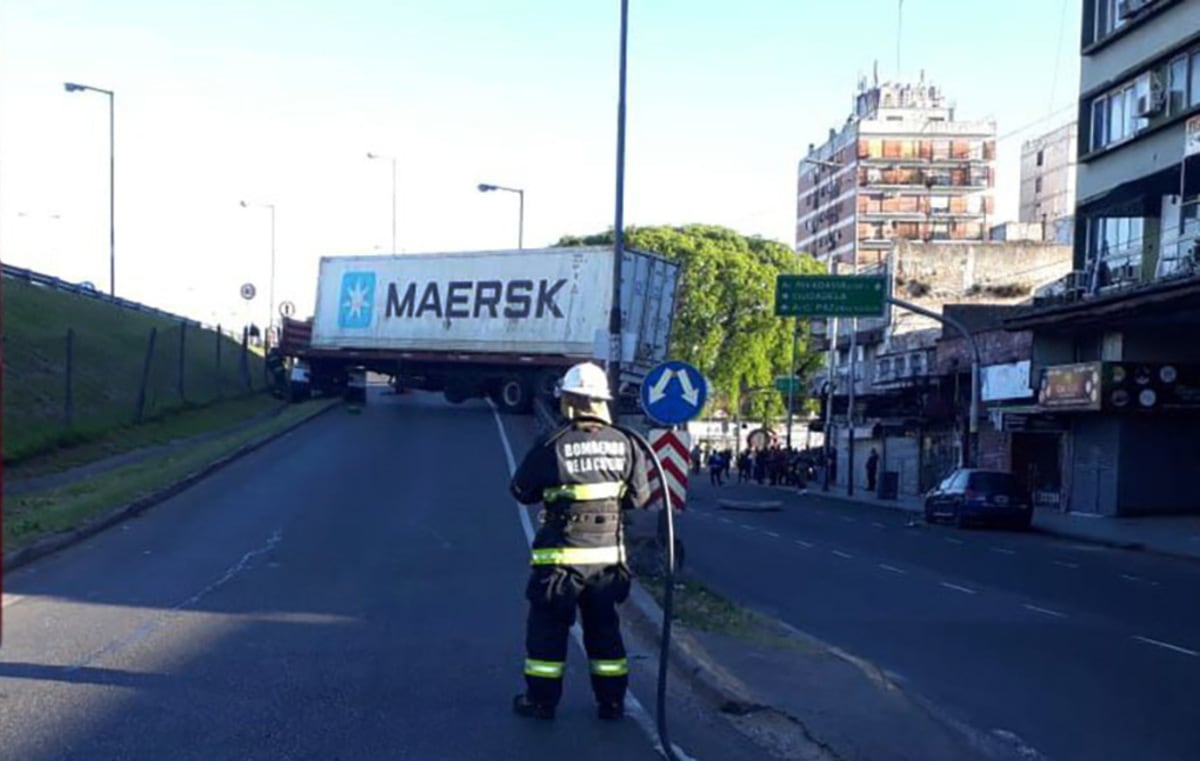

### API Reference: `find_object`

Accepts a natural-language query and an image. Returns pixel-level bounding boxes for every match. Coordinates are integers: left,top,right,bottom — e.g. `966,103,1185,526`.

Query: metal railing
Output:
2,263,202,327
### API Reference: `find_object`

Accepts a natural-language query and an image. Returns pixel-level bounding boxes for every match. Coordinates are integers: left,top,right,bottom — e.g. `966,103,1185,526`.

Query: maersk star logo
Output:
338,271,376,329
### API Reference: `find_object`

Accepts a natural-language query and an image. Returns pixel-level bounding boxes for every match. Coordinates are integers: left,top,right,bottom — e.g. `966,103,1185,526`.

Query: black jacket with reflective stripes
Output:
511,418,650,557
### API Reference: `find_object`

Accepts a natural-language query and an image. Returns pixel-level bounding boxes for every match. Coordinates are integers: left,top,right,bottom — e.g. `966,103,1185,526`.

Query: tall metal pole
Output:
108,90,115,297
786,319,798,449
847,318,858,496
518,189,525,249
390,156,398,254
607,0,629,402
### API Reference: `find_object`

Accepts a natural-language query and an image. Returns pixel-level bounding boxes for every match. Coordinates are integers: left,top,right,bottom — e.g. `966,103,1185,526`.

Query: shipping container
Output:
280,247,680,413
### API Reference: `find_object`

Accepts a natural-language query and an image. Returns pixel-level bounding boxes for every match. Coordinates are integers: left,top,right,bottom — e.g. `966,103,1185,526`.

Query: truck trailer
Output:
278,247,680,413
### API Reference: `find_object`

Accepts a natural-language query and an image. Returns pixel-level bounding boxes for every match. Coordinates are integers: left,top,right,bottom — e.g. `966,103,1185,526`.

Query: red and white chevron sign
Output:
646,429,691,511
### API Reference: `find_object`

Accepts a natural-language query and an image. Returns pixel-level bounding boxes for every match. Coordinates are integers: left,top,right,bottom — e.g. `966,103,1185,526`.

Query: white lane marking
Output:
491,404,702,761
765,531,781,538
718,517,733,525
1053,560,1080,569
1133,635,1199,658
991,729,1048,761
940,582,977,595
1,594,25,608
839,516,857,523
871,521,886,529
944,537,964,545
1120,574,1147,583
739,523,756,530
991,547,1017,556
879,564,908,575
1023,604,1066,619
832,550,854,559
795,539,814,549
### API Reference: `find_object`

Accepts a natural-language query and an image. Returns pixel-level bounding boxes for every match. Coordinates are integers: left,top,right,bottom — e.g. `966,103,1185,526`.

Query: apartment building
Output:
1019,122,1078,244
1003,0,1200,517
796,75,997,273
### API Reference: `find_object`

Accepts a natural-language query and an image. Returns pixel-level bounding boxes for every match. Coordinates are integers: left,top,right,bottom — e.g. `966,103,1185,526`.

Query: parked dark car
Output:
924,469,1032,529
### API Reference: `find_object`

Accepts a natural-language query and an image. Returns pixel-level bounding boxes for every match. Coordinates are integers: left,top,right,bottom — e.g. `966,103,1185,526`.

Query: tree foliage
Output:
555,225,826,422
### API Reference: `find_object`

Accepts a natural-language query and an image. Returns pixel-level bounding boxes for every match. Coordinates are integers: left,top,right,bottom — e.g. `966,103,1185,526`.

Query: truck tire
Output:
534,368,561,401
443,387,468,405
496,376,532,414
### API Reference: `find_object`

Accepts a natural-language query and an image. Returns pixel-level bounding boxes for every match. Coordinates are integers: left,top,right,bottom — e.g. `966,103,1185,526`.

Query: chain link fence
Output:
6,319,265,461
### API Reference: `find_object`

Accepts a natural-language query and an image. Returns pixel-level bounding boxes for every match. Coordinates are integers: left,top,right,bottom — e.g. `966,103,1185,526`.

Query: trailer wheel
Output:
534,368,561,400
496,376,532,414
443,387,468,405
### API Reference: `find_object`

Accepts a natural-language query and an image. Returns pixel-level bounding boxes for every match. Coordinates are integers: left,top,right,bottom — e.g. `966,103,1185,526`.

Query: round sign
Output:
240,283,257,301
639,360,709,425
279,300,296,317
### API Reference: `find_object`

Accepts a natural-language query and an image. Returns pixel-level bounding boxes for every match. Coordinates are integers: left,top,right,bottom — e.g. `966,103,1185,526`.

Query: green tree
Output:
555,225,826,424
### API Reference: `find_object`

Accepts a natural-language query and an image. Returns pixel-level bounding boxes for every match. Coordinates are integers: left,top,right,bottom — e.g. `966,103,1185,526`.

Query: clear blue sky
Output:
0,0,1081,325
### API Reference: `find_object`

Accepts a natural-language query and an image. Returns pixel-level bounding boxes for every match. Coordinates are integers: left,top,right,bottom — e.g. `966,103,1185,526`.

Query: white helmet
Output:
557,362,612,401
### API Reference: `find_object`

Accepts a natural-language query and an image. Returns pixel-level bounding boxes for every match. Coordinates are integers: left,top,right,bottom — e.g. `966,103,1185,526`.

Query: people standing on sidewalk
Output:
691,444,703,475
828,446,838,486
866,448,879,493
737,450,752,483
709,450,725,486
721,448,734,482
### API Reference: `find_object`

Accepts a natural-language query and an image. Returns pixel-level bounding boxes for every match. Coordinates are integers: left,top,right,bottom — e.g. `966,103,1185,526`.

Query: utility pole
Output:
607,0,630,403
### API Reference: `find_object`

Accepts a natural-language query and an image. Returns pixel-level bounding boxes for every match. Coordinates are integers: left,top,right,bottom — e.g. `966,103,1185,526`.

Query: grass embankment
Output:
641,575,811,650
3,398,336,552
3,277,266,462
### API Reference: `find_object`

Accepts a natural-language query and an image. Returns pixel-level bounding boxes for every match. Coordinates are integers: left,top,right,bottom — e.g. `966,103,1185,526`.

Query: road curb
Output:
3,399,339,573
621,578,766,714
807,489,1200,562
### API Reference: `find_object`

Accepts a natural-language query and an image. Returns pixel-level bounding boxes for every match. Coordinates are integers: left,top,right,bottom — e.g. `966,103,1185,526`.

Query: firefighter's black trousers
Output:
524,563,631,707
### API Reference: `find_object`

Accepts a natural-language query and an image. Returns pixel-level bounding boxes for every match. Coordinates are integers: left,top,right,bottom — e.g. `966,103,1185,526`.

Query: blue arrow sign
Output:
641,360,708,425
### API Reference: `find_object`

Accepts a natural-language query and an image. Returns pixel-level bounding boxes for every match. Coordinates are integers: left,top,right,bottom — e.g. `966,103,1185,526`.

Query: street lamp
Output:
367,152,397,253
64,81,115,297
477,183,525,249
239,200,277,338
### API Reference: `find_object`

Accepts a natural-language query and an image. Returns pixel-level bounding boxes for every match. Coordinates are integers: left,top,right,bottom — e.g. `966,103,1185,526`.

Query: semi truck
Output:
277,247,680,413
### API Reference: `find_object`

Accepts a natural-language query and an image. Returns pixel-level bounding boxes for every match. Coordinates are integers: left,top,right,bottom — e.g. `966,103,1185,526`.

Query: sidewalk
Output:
762,479,1200,562
621,567,1025,761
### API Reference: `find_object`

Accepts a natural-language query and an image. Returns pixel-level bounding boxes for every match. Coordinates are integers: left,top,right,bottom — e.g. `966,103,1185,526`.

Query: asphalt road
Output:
0,391,761,761
679,477,1200,761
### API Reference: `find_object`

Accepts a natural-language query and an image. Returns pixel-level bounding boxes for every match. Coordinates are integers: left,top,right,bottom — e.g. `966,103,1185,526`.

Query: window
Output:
878,358,892,380
1126,84,1141,135
1036,150,1044,167
1191,52,1200,107
1170,56,1187,114
911,352,927,376
1091,97,1107,151
1035,176,1043,194
1094,0,1109,43
1108,88,1125,144
930,195,950,212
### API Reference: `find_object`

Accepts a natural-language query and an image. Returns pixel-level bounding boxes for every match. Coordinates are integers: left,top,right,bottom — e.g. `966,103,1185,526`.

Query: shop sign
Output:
1103,362,1200,412
1038,362,1102,411
982,360,1032,402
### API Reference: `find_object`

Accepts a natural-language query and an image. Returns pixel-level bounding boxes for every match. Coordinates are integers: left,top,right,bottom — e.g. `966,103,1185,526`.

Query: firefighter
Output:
509,361,651,721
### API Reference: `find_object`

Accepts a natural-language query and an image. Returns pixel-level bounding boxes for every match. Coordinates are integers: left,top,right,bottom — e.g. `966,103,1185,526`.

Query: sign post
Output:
640,360,708,516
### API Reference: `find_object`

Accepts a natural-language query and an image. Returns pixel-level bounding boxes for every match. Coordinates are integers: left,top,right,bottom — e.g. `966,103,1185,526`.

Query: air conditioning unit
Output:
1135,72,1166,117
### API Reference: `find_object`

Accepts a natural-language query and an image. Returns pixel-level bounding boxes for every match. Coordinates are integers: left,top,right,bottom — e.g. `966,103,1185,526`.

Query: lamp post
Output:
239,200,276,338
477,183,525,249
367,152,398,253
608,0,630,406
64,82,115,297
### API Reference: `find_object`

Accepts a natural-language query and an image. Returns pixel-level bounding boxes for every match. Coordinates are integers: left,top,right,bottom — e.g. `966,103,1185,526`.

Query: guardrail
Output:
3,262,204,329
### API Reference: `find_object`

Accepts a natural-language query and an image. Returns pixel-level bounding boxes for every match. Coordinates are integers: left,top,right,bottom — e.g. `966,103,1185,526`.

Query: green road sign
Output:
775,274,887,317
774,376,802,394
